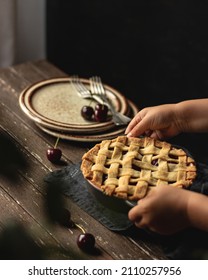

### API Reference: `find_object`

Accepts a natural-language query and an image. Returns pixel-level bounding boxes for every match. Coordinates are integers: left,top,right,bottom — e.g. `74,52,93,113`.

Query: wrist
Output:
175,188,193,229
186,191,208,232
173,103,189,133
182,190,194,228
175,99,208,133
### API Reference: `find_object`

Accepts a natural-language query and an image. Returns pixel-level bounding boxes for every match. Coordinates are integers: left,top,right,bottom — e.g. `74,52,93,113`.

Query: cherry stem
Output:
74,223,86,234
88,100,93,107
54,137,60,149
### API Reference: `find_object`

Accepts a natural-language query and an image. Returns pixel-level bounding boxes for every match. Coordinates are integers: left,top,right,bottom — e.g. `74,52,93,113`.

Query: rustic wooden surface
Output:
0,60,167,260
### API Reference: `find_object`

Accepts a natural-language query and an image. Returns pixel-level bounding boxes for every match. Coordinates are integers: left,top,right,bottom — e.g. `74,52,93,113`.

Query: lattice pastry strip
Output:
81,136,197,201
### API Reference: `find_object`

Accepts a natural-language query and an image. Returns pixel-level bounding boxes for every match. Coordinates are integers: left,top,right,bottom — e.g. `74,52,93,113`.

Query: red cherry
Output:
46,148,62,163
94,110,107,122
94,104,108,122
81,106,94,120
95,103,108,113
77,233,95,251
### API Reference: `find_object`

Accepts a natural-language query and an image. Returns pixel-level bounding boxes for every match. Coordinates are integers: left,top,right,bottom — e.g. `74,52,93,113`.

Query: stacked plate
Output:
19,77,139,142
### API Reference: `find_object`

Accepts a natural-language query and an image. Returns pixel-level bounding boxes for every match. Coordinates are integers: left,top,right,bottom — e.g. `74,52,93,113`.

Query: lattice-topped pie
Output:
81,136,197,200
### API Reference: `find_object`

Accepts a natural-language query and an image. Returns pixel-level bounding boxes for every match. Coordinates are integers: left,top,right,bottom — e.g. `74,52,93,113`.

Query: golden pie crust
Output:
81,136,197,200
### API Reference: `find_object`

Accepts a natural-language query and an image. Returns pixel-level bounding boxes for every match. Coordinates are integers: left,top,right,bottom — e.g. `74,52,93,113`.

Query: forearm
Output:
175,99,208,133
186,191,208,232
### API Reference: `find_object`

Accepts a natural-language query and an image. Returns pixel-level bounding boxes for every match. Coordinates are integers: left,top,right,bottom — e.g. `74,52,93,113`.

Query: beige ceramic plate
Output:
36,100,138,142
19,77,129,133
20,90,134,134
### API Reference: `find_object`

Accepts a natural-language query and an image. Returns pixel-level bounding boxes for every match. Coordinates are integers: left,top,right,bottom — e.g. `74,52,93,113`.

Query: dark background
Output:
46,0,208,163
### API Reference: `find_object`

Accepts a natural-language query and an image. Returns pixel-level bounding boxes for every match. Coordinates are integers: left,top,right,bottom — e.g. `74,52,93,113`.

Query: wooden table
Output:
0,60,167,260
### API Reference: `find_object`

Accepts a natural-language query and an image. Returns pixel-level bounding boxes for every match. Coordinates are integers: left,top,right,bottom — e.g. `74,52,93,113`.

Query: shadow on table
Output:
0,129,27,182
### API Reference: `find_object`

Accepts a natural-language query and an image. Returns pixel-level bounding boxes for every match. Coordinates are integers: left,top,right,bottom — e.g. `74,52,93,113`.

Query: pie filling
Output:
81,136,197,200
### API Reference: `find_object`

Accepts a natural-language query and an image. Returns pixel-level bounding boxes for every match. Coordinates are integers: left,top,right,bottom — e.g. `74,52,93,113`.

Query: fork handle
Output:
91,93,119,115
90,94,105,105
100,95,131,125
112,112,131,126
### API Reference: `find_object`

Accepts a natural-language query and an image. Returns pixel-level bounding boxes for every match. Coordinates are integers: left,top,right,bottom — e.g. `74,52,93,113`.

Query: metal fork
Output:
89,76,131,126
70,75,104,104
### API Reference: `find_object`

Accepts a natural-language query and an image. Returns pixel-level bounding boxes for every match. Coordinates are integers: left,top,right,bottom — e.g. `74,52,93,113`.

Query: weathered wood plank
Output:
13,60,68,79
0,185,82,259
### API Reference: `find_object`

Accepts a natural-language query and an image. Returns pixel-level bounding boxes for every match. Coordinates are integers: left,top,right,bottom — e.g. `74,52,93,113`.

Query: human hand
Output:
125,104,182,139
128,185,191,235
